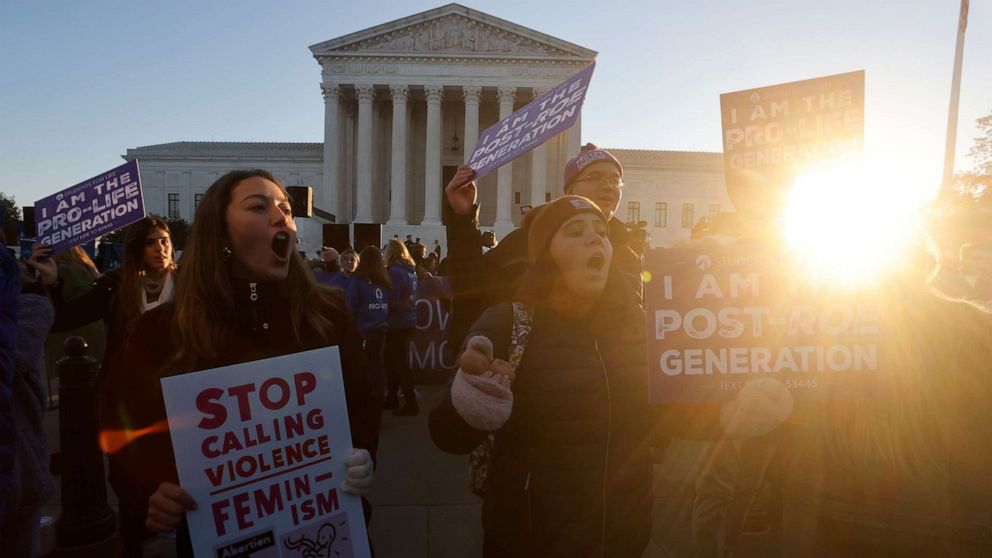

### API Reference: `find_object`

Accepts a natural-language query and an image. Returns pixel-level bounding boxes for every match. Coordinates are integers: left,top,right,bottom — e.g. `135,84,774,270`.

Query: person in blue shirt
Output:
311,246,341,285
346,246,390,403
328,248,359,291
384,239,419,415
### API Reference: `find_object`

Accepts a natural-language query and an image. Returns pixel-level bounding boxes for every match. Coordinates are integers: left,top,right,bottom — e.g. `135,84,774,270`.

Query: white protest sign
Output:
161,347,370,558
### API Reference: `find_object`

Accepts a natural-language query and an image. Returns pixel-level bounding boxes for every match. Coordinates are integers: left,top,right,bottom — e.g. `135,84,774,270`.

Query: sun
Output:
781,163,926,288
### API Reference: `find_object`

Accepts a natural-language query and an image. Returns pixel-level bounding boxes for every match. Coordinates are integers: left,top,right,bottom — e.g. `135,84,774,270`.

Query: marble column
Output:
495,86,516,227
320,84,341,219
530,88,550,208
344,102,355,223
567,109,582,157
387,85,409,225
462,85,482,161
354,83,375,223
422,84,444,225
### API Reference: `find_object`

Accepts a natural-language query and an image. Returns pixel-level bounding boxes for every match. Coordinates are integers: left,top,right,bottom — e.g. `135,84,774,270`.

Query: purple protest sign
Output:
35,160,145,255
644,245,886,404
467,63,595,179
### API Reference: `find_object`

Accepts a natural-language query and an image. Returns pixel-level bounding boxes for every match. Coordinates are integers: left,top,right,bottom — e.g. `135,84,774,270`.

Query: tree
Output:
954,110,992,200
968,112,992,176
940,110,992,253
0,192,21,245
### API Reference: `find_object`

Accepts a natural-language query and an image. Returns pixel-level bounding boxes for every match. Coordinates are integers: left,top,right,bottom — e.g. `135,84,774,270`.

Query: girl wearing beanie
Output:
429,196,653,558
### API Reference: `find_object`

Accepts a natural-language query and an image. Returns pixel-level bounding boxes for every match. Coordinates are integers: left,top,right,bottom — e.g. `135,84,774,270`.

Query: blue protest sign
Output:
467,63,595,179
409,275,456,384
35,160,145,255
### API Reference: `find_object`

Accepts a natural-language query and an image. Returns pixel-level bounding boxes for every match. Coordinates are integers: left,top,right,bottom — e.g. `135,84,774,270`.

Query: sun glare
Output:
782,164,925,288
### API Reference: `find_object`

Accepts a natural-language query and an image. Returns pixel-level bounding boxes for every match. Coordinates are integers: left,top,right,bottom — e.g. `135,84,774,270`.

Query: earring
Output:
222,246,232,261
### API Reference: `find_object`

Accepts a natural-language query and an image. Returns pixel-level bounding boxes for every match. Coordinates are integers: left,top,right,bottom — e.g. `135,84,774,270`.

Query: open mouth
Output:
271,231,291,259
587,252,606,272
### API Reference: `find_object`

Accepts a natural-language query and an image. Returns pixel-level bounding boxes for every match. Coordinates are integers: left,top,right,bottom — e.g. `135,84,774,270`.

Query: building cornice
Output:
309,3,596,60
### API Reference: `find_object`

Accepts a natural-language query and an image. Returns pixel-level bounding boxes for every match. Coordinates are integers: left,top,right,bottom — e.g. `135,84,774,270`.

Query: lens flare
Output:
782,164,924,288
99,419,170,455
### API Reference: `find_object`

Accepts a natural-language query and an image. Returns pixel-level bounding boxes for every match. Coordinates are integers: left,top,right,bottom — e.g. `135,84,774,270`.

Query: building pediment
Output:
310,3,595,61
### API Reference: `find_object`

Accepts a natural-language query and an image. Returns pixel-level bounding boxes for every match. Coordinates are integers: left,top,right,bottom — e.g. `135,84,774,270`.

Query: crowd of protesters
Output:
0,139,990,558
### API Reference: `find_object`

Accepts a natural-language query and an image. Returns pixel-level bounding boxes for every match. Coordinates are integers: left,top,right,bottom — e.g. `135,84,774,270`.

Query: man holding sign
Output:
445,143,643,350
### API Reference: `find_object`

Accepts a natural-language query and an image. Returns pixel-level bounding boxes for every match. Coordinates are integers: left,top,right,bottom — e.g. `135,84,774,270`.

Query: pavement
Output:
40,385,777,557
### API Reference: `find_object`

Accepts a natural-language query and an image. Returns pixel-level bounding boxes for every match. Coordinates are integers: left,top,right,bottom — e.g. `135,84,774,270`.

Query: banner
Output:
409,275,457,383
720,71,864,194
467,63,595,179
34,160,145,255
644,245,884,403
161,347,371,558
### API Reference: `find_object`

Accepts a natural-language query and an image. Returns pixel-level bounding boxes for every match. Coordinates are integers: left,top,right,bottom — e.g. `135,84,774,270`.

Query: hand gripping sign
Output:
467,63,595,180
34,160,146,255
161,347,371,558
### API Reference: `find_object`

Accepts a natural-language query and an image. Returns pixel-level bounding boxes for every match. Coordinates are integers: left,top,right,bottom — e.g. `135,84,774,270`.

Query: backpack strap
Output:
508,301,533,370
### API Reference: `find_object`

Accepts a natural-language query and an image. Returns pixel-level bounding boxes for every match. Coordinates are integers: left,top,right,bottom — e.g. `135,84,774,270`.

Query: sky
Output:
1,0,989,210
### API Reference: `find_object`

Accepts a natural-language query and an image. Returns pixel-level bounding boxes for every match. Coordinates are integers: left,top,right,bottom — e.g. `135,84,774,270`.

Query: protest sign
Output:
409,275,456,384
467,63,595,179
35,160,145,255
644,245,885,403
161,347,371,558
720,71,864,196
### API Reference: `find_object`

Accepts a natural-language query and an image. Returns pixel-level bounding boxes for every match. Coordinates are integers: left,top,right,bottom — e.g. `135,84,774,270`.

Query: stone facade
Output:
611,150,730,247
125,4,728,251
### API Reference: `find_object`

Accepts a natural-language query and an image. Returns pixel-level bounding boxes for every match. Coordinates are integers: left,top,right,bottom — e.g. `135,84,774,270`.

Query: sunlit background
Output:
782,160,931,288
0,0,988,208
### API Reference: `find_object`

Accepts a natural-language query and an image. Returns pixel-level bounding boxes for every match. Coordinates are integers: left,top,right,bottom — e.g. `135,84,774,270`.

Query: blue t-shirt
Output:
345,276,389,334
315,270,350,291
387,262,418,330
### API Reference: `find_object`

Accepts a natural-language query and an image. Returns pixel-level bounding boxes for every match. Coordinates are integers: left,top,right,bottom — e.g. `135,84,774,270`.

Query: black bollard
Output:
55,336,117,547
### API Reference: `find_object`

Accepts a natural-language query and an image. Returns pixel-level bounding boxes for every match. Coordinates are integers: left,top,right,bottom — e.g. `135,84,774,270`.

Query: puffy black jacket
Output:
430,299,653,558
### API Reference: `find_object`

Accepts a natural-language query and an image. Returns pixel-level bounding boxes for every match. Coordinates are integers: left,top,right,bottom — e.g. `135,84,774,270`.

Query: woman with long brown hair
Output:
29,217,176,557
383,239,419,415
345,245,391,404
776,233,992,557
110,169,379,557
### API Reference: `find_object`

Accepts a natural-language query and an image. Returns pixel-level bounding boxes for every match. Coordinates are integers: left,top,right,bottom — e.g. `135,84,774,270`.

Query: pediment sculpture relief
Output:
340,16,572,56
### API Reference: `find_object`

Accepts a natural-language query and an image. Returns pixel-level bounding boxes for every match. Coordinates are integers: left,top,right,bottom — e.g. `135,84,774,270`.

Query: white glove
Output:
451,368,514,431
720,378,794,439
340,448,374,495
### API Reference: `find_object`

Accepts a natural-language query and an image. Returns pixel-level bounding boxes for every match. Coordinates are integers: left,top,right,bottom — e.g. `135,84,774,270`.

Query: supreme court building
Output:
125,4,729,253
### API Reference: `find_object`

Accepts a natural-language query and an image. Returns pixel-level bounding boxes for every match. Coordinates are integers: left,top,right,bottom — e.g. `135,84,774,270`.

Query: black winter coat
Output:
429,300,653,558
47,268,154,432
110,278,381,542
